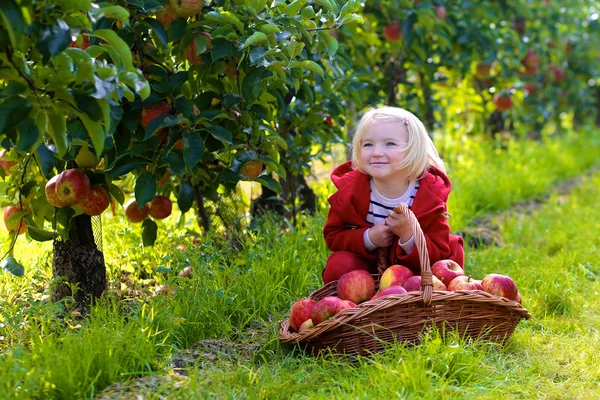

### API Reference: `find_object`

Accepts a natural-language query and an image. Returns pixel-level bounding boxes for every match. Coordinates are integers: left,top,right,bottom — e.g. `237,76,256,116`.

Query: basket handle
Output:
376,204,432,306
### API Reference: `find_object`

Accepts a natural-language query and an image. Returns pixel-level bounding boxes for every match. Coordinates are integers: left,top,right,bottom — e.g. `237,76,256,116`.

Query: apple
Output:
524,83,536,95
402,275,447,291
80,185,110,216
435,6,446,21
549,65,565,82
241,161,263,179
69,35,90,50
337,269,376,304
476,62,492,79
371,285,407,300
431,259,464,286
379,264,414,290
3,205,28,235
493,93,513,112
45,175,67,208
156,4,177,28
173,139,184,150
149,195,172,219
447,275,483,291
0,149,18,174
323,116,335,127
289,298,317,332
55,169,91,206
124,199,149,223
515,292,523,304
178,266,193,279
521,50,539,70
75,144,99,168
342,300,356,308
141,102,171,129
311,296,348,326
158,171,172,187
298,319,314,333
184,33,211,65
383,22,402,42
170,0,203,18
481,274,519,300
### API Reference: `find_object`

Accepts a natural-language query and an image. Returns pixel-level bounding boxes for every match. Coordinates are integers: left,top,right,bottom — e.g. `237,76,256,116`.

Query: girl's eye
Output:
362,143,373,148
386,142,397,146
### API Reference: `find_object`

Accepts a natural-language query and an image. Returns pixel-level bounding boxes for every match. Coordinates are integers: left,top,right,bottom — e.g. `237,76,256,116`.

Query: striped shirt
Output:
364,179,420,253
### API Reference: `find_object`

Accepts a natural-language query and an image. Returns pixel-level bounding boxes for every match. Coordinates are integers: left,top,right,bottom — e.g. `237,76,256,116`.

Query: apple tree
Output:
0,0,364,307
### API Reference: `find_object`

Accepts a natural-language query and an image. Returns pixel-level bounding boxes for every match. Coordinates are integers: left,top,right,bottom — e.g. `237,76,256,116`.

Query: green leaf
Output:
242,31,268,48
204,11,245,32
56,207,75,241
177,182,194,213
144,18,168,47
290,60,324,77
319,31,338,57
36,19,72,62
259,23,280,35
255,175,282,193
73,111,106,156
92,29,135,72
182,131,204,168
0,256,24,276
0,0,25,49
16,118,40,152
109,183,125,205
107,155,142,177
0,96,32,134
135,172,156,206
36,143,55,178
313,0,336,12
206,126,232,144
211,38,234,61
241,68,266,105
142,219,158,247
47,107,68,157
93,5,130,24
27,226,54,242
285,0,307,16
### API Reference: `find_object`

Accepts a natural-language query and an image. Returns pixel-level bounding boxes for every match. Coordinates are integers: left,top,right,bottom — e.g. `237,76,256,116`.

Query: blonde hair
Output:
350,107,446,180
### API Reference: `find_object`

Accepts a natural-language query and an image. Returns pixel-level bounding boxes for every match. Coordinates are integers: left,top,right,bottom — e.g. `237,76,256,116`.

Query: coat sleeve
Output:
392,207,453,273
323,206,378,261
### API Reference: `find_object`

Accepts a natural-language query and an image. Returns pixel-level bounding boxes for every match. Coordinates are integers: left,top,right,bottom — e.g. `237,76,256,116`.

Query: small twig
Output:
305,24,339,32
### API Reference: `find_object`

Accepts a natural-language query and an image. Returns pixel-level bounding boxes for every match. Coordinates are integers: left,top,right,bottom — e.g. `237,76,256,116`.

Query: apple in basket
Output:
371,285,407,300
379,265,414,290
298,319,314,333
516,292,523,305
431,259,464,286
289,298,317,332
481,274,519,300
447,276,483,291
337,269,376,304
311,296,355,326
402,275,447,292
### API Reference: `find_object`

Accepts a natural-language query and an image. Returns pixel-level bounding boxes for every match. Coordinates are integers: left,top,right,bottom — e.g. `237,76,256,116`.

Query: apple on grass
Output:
337,269,376,304
124,199,149,223
55,169,91,206
289,298,317,332
311,296,354,326
431,259,464,286
379,264,414,290
481,274,519,300
80,186,110,216
371,285,407,300
402,275,447,291
447,276,483,291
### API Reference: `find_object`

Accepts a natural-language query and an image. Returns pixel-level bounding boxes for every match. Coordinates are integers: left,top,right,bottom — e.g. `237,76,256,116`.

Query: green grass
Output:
1,127,600,399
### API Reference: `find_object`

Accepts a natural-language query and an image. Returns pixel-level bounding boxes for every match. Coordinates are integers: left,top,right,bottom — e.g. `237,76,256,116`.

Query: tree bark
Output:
52,214,106,309
193,184,211,232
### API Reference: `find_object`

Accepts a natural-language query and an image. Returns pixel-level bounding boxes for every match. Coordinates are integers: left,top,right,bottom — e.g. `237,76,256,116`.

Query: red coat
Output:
323,161,464,275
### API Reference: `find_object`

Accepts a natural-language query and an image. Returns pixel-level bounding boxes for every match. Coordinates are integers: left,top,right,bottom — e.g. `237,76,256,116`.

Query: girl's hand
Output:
385,205,412,242
368,220,395,248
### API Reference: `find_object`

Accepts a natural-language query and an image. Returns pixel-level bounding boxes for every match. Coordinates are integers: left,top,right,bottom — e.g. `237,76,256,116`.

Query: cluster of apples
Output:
123,196,172,223
288,260,522,333
45,169,110,216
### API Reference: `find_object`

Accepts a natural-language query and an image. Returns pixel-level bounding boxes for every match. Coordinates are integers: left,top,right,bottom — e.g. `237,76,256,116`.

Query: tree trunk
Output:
52,214,106,309
193,184,211,232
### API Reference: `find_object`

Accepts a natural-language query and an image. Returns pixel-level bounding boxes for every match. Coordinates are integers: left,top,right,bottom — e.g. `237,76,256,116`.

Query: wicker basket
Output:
279,205,531,357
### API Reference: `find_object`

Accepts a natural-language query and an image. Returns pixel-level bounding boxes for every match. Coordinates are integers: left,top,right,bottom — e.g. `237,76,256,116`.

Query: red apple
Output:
289,298,317,332
298,318,314,333
45,175,67,208
403,275,447,291
337,269,376,304
184,33,211,65
447,275,483,291
241,161,263,179
524,83,536,95
481,273,519,300
69,35,90,50
521,50,539,70
141,102,171,129
371,285,407,300
170,0,203,18
0,149,18,174
431,259,464,286
516,292,523,304
435,6,446,21
3,205,28,235
549,65,565,82
156,4,177,28
124,199,149,223
379,264,414,290
493,93,513,112
383,22,402,42
342,300,356,308
476,62,492,79
55,169,91,206
158,171,172,187
149,195,172,219
80,185,110,216
311,296,348,326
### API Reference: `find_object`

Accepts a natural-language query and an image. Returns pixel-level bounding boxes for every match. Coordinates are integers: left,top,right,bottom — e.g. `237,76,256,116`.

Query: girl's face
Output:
360,121,410,181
